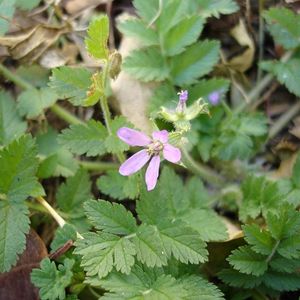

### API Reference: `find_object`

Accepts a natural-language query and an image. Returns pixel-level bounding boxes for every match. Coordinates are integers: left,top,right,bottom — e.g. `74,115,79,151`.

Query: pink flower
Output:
117,128,181,191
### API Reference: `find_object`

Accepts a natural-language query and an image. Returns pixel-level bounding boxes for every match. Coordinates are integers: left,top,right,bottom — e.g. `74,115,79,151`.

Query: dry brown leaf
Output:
0,24,70,63
222,217,243,241
110,14,154,133
63,0,108,15
272,151,298,179
229,18,255,72
289,116,300,139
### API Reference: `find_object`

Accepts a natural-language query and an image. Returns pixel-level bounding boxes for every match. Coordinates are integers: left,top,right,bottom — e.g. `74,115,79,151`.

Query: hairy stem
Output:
0,63,82,125
181,147,225,187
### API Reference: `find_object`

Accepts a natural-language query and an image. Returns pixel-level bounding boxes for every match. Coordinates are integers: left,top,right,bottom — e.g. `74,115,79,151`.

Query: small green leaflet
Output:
0,0,15,36
163,15,204,56
49,67,92,106
117,18,159,47
50,223,77,253
171,40,220,85
260,59,300,97
264,7,300,50
194,0,239,18
17,87,57,118
31,258,74,300
58,120,108,157
85,15,109,60
123,47,169,82
0,91,26,146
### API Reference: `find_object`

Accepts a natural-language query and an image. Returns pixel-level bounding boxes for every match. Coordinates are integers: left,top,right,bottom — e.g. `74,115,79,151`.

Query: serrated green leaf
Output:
31,258,74,300
219,268,263,289
97,171,140,200
50,224,77,252
37,128,78,178
158,221,208,264
243,224,274,255
270,256,300,273
133,0,161,23
15,0,40,10
171,40,220,85
240,175,283,222
264,7,300,50
84,200,137,235
133,225,168,267
58,120,107,157
194,0,239,18
17,88,57,118
0,135,42,202
180,209,228,242
105,116,131,154
0,201,29,272
0,91,26,146
164,15,204,56
86,15,109,60
262,271,300,292
277,235,300,259
228,245,268,276
15,64,49,88
117,18,159,47
74,232,135,278
57,168,91,214
260,59,300,97
123,47,169,82
49,67,92,106
0,0,15,36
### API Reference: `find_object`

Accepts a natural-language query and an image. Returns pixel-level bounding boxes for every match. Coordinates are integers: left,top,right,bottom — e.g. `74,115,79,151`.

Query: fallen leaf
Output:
228,18,255,72
0,229,47,300
0,24,70,63
64,0,107,15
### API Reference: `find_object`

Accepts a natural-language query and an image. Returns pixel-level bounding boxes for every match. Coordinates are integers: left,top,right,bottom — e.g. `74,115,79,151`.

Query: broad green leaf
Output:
158,221,208,264
117,18,159,47
57,168,91,214
16,64,49,87
15,0,41,10
84,200,137,235
0,135,42,202
133,0,160,23
219,269,263,289
31,258,74,300
49,67,92,106
85,15,109,60
260,59,300,97
58,120,108,157
0,91,26,146
171,40,220,85
194,0,239,18
243,224,274,255
36,128,78,178
164,15,204,56
123,47,169,82
74,232,136,278
264,7,300,50
0,0,15,36
133,224,168,267
97,171,140,200
104,116,131,154
0,201,29,272
17,88,57,118
228,245,268,276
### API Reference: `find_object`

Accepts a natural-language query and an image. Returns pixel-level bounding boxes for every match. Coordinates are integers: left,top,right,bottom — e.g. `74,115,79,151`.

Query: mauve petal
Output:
117,127,151,146
152,130,168,143
163,143,181,163
119,149,150,176
145,155,160,191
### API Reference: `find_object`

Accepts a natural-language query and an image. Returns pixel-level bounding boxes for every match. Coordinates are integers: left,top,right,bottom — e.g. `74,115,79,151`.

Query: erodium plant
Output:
1,1,300,299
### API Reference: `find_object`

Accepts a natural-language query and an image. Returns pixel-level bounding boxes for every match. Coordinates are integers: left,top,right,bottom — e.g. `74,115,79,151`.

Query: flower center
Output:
147,140,164,156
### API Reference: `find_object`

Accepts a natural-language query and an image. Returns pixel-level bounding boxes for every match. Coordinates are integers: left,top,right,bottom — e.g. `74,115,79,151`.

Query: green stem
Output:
78,160,118,171
235,50,294,113
268,101,300,140
266,240,280,264
0,63,82,125
181,147,225,187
